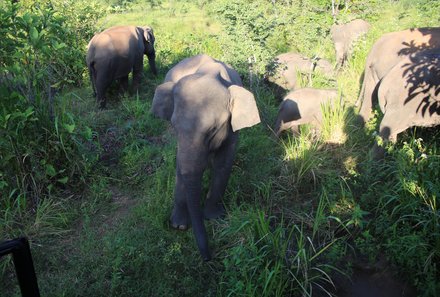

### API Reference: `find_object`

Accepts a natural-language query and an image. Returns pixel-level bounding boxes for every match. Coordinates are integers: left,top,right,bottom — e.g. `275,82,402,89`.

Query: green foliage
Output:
2,0,440,296
0,0,103,237
380,138,439,294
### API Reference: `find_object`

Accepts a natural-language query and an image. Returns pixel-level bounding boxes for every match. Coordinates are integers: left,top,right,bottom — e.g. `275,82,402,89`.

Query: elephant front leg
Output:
118,75,129,96
371,112,401,160
204,133,238,220
170,164,190,230
132,57,144,94
95,75,112,109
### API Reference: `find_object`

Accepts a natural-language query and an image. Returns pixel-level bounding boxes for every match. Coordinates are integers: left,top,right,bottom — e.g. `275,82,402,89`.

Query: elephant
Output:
274,88,339,136
330,19,370,67
357,27,440,124
371,50,440,159
265,52,335,96
151,54,261,261
86,25,157,108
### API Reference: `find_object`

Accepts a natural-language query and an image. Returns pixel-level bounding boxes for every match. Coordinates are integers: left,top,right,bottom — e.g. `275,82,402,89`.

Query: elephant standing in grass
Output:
371,50,440,159
86,25,157,108
266,52,334,95
357,27,440,123
331,19,370,67
152,54,261,261
274,88,338,136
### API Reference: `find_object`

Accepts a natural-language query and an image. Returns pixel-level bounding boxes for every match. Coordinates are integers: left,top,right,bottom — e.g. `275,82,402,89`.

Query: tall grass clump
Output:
278,130,325,193
218,199,343,297
320,96,348,145
373,138,440,295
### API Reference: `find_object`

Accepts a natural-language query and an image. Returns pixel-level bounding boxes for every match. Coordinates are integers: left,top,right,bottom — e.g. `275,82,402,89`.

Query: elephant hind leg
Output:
88,64,97,97
95,73,112,108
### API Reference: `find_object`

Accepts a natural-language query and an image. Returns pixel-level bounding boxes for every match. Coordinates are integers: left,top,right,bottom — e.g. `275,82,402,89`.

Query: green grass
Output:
1,0,440,296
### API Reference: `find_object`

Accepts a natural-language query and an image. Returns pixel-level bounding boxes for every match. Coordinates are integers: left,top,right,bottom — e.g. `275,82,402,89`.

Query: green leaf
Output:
30,27,39,43
45,164,56,177
57,177,69,184
23,13,32,24
64,123,75,134
83,126,93,140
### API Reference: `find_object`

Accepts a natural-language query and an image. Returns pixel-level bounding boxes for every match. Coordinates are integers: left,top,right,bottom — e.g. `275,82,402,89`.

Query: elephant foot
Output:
170,206,190,231
170,222,189,231
203,202,226,220
98,99,106,109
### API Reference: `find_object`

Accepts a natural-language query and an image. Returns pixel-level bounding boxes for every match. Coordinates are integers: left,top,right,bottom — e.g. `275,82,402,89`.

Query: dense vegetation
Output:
1,0,439,296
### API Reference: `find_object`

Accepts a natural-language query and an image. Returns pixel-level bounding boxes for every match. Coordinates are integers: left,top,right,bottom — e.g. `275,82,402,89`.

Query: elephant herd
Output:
86,23,440,260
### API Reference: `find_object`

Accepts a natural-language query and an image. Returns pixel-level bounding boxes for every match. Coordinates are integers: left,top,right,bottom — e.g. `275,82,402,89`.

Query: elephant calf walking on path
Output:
152,54,261,261
371,50,440,159
274,88,339,136
86,25,157,108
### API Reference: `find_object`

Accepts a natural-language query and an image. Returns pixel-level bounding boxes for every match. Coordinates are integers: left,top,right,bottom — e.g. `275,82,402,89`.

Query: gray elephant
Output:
86,25,157,108
151,54,261,261
331,19,370,67
274,88,338,136
371,50,440,159
266,52,335,95
357,27,440,124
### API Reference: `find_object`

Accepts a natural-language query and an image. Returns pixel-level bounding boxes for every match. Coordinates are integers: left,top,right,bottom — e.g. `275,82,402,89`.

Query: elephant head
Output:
152,81,260,132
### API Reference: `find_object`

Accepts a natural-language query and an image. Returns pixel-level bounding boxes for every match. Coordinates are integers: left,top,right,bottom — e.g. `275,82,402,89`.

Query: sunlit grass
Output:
3,0,440,296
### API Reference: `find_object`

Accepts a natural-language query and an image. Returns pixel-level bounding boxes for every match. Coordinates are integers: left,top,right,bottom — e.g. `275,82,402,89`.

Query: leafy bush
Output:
0,0,104,235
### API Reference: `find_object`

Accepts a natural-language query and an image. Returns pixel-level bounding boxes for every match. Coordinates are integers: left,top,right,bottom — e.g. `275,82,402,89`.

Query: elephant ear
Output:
228,85,261,132
142,26,154,43
151,82,174,121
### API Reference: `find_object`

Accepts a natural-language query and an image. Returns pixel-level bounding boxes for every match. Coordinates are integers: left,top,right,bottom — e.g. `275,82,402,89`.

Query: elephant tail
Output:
88,61,97,97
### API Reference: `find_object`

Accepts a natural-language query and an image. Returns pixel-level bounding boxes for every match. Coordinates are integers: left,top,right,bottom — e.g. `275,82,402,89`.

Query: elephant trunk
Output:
147,52,158,76
182,173,211,261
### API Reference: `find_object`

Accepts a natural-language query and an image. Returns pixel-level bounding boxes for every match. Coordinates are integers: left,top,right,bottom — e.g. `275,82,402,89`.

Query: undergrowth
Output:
1,0,439,296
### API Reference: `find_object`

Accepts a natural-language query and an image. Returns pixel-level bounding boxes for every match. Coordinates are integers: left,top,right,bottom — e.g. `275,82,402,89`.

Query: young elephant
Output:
266,52,334,95
371,50,440,159
151,55,261,261
86,25,157,108
274,88,338,136
331,19,370,67
357,27,440,124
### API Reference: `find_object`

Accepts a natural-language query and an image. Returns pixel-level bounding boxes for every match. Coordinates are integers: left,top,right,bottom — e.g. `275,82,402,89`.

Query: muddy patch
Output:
331,256,417,297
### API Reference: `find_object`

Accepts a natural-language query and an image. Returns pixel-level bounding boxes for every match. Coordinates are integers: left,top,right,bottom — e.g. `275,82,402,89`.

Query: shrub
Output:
0,0,104,234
